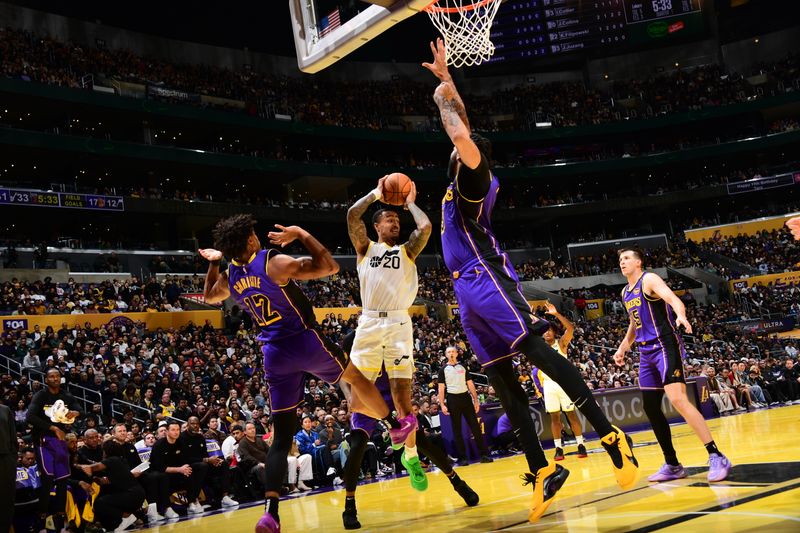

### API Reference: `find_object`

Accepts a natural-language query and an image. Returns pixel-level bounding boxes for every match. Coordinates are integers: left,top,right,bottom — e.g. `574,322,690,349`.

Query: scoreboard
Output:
0,188,124,211
489,0,704,62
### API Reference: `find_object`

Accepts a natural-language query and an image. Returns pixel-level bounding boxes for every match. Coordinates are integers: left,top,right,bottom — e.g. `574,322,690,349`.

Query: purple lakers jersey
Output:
228,249,315,342
622,273,682,346
441,172,503,272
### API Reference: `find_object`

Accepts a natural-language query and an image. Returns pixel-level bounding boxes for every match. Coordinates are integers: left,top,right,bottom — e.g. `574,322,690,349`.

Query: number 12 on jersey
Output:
243,294,282,327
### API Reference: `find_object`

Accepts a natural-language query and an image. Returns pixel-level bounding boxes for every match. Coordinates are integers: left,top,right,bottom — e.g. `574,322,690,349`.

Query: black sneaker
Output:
480,455,494,463
577,444,587,458
553,447,565,461
343,509,361,530
453,478,480,507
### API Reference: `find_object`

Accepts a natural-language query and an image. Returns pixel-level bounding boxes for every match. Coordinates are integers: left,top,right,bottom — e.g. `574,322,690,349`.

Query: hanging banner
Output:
584,299,605,320
729,270,800,291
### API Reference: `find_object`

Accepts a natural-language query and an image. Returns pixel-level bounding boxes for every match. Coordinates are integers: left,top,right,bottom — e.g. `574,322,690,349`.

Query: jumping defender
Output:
423,38,639,522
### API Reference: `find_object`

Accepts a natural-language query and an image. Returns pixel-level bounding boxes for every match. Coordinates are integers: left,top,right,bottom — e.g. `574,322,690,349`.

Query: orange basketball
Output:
383,173,413,206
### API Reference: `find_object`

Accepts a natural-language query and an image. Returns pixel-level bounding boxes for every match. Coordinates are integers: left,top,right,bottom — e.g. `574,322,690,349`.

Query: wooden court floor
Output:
142,405,800,532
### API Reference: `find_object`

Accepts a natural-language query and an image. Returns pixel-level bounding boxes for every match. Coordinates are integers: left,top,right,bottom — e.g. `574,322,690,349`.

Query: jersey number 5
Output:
243,294,282,327
631,309,642,329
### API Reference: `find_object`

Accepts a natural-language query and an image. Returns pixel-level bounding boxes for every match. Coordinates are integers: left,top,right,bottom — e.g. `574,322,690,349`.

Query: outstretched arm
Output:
422,39,470,130
267,225,339,283
403,182,432,261
198,249,230,305
347,177,385,260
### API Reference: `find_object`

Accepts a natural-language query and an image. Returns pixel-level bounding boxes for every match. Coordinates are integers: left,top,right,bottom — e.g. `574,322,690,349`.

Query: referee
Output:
438,347,492,464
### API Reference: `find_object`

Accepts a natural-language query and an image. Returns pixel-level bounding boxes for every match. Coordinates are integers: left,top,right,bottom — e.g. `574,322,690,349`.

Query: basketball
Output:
383,173,413,206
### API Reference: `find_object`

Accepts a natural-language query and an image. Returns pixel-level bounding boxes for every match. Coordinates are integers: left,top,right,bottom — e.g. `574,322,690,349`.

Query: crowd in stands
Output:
0,275,200,315
692,227,800,275
2,27,799,132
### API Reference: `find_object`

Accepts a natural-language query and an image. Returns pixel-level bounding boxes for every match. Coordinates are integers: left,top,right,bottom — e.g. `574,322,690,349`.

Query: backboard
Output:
289,0,433,74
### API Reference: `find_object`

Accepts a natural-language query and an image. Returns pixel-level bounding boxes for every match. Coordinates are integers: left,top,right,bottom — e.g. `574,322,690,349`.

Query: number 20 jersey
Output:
228,249,315,342
356,241,418,311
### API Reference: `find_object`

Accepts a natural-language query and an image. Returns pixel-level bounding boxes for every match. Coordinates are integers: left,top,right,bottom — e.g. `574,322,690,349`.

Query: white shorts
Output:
543,379,574,413
350,310,414,381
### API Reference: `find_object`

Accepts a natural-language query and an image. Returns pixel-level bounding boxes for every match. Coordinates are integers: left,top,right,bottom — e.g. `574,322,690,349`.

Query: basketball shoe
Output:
600,425,640,490
522,462,570,522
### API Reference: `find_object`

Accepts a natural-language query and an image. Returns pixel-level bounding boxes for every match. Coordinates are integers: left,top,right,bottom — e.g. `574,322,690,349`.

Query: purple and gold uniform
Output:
441,158,546,367
622,272,687,389
228,249,347,412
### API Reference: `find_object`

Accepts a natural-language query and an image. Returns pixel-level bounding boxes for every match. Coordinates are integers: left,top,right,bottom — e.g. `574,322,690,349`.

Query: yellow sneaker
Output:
522,462,570,523
600,425,640,490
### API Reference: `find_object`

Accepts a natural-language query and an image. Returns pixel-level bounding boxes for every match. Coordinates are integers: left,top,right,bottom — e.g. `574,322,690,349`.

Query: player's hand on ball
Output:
376,175,388,202
787,217,800,240
613,350,625,367
268,224,304,247
676,316,693,334
198,248,223,262
404,181,418,209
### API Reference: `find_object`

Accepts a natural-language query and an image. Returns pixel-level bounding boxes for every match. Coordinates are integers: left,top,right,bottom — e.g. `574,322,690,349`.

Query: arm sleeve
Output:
25,393,53,433
149,441,166,472
455,153,491,203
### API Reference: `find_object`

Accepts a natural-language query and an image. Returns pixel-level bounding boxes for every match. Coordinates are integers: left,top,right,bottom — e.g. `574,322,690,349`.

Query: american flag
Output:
319,8,341,38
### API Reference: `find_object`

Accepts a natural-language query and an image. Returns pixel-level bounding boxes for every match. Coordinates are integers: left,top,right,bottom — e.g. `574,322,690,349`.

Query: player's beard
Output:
447,152,459,180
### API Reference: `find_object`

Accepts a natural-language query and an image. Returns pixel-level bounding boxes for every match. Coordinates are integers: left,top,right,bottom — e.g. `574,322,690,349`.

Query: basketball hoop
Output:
424,0,502,68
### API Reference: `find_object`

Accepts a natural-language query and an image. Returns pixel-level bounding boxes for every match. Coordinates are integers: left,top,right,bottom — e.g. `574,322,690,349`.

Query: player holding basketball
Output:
614,248,732,482
339,332,479,530
199,214,416,533
423,38,639,522
534,302,588,461
346,174,432,491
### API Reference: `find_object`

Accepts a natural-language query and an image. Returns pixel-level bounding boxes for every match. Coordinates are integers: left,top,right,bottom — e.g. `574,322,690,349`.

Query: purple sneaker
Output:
389,413,418,450
255,512,281,533
707,453,732,482
647,463,688,482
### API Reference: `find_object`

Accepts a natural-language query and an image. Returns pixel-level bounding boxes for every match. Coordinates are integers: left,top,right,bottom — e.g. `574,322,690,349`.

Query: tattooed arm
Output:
347,176,386,262
422,38,471,131
403,182,432,262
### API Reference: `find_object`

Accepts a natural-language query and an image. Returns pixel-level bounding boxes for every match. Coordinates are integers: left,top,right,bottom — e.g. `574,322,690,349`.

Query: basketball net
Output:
424,0,502,68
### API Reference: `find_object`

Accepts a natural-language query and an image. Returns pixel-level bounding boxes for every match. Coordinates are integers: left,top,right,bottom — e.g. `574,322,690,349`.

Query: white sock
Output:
576,435,585,445
554,439,562,448
405,445,418,459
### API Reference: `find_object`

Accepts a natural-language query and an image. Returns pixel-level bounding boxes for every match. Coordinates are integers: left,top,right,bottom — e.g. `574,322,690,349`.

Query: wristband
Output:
371,188,383,201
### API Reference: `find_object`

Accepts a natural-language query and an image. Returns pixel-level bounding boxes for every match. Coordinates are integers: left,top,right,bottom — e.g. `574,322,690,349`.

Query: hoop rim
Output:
423,0,498,14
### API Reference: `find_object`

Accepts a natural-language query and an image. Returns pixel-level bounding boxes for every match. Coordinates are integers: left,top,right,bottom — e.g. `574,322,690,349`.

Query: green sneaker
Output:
401,453,429,492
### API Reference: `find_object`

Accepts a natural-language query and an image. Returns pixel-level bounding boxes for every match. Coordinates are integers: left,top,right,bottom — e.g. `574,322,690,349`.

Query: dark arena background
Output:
1,0,800,531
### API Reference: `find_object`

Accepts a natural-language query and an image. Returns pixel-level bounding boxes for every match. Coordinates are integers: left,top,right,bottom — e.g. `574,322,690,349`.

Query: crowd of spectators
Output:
2,27,799,132
693,227,800,275
0,275,200,315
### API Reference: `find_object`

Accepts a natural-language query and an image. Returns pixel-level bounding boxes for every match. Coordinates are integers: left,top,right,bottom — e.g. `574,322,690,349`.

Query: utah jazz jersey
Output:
356,241,418,311
441,171,503,272
622,272,682,347
228,249,315,342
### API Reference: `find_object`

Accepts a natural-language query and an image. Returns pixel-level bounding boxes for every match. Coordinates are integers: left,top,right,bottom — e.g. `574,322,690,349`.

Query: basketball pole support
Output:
290,0,433,74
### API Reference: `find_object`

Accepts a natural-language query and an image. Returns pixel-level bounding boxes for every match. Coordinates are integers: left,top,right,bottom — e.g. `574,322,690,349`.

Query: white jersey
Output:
357,241,418,311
